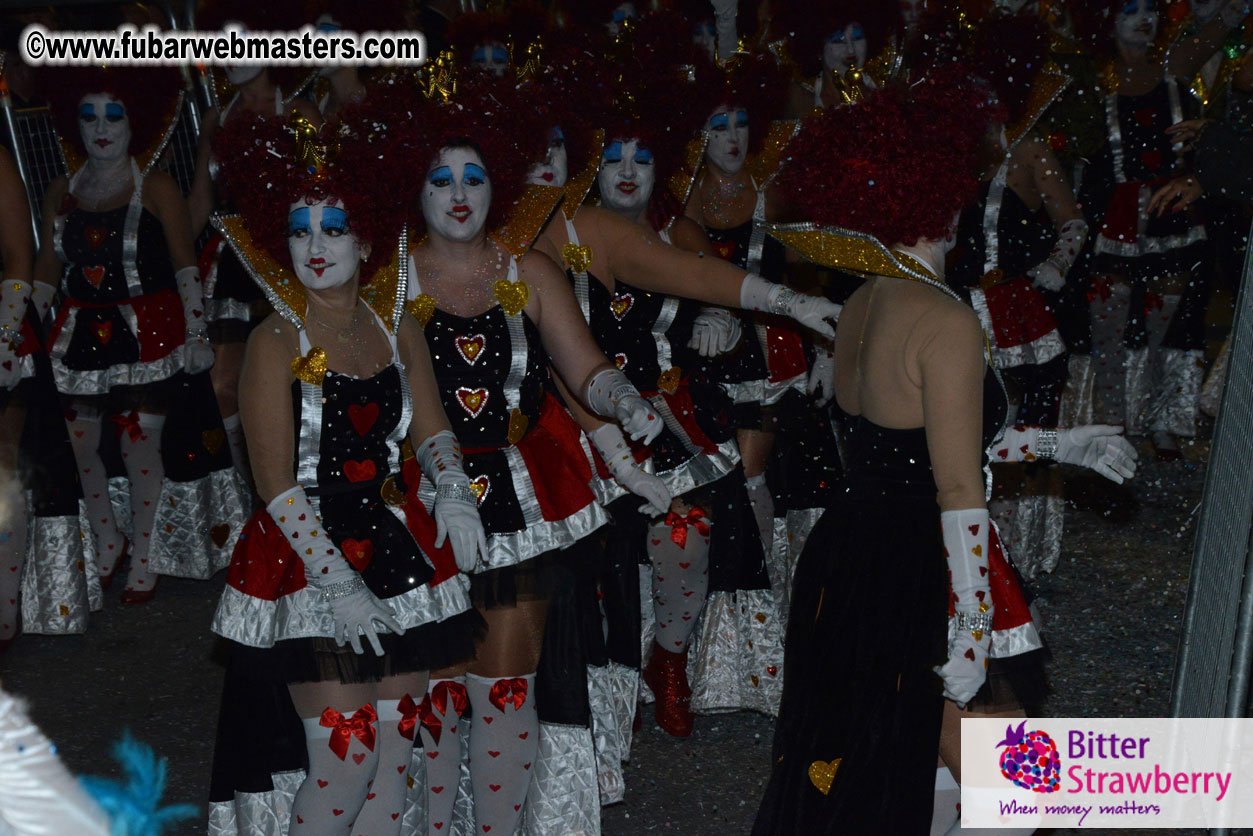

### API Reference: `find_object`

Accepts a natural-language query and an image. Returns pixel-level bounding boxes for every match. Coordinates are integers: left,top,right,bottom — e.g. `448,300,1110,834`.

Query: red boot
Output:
643,643,694,737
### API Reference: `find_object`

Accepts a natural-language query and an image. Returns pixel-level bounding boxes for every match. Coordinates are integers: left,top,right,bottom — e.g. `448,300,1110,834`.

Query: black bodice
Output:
59,204,174,302
580,271,696,394
705,219,786,280
950,182,1056,288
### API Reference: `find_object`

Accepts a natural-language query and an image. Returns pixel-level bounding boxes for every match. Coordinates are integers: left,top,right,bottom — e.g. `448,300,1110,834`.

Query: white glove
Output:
1026,260,1064,292
934,508,993,707
1027,218,1087,292
710,0,739,64
688,306,742,357
806,348,836,406
268,486,403,656
1056,425,1139,484
0,279,29,390
993,425,1138,484
175,266,214,374
589,423,672,516
586,366,663,444
740,273,840,339
417,429,488,573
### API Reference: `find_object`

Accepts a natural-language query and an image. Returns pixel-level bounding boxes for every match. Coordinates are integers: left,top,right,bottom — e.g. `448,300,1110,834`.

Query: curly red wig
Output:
691,48,790,156
44,66,182,160
775,69,1004,247
212,105,404,284
971,12,1050,127
773,0,897,78
521,39,613,173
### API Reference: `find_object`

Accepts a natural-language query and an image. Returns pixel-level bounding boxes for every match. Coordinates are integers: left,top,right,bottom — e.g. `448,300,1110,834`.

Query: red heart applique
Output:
332,809,344,816
610,292,634,321
713,241,736,261
1133,107,1156,127
397,765,406,773
488,750,500,757
455,387,490,419
518,732,528,739
84,227,107,248
483,716,493,724
343,459,376,482
979,566,988,576
392,813,400,820
93,321,113,345
1140,150,1163,173
366,793,376,800
348,403,379,436
614,352,628,370
431,786,444,793
964,648,977,661
523,762,531,770
490,784,502,792
317,779,328,788
454,333,487,366
967,524,979,536
341,538,374,571
83,265,107,288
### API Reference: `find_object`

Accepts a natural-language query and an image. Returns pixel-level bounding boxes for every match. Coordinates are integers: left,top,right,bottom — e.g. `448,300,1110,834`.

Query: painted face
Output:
421,146,492,243
470,41,510,77
823,22,868,76
900,0,926,30
608,2,636,35
598,139,655,214
993,0,1037,12
705,107,749,175
224,21,263,85
78,93,131,164
526,127,569,187
1115,0,1159,47
286,199,362,291
693,21,717,61
1190,0,1224,23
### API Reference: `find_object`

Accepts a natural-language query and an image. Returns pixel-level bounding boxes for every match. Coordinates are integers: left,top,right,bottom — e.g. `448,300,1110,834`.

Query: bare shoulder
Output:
518,247,565,290
396,310,427,356
245,311,299,360
143,169,182,203
668,216,709,254
910,287,982,351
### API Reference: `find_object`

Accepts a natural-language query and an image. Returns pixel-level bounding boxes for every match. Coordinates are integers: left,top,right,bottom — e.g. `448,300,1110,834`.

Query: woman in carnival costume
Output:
751,72,1138,834
189,0,323,480
35,66,248,603
1073,0,1248,459
206,106,485,836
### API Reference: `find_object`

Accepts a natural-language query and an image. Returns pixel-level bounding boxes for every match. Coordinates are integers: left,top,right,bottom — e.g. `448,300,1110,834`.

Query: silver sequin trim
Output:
19,506,95,635
526,722,601,835
207,770,302,836
148,467,250,579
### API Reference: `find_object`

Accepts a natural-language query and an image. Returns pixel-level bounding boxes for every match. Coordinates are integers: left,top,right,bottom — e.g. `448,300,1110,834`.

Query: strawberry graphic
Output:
996,721,1061,793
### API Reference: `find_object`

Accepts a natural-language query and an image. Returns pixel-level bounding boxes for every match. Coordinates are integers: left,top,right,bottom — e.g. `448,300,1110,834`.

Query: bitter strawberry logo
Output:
997,721,1061,793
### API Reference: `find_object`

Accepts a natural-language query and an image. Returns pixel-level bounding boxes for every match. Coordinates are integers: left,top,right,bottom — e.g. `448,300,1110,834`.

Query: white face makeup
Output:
823,22,868,76
598,138,655,215
693,21,717,61
421,146,492,243
470,41,510,77
608,2,636,35
286,199,363,290
1190,0,1224,23
224,21,264,85
78,93,131,165
526,127,569,187
900,0,926,31
705,106,749,175
1115,0,1159,47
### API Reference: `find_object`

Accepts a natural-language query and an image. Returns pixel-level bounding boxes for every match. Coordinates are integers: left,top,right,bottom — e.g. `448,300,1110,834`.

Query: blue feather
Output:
79,731,199,836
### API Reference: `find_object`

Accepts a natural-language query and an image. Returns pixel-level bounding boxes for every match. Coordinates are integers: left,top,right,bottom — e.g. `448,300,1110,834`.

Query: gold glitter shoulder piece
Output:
747,119,801,185
212,214,307,327
666,133,709,207
1006,69,1072,150
359,226,409,334
563,130,606,220
61,88,185,178
763,222,951,292
497,184,564,258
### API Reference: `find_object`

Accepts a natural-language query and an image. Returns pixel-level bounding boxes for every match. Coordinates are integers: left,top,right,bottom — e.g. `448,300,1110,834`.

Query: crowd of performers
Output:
1,0,1250,832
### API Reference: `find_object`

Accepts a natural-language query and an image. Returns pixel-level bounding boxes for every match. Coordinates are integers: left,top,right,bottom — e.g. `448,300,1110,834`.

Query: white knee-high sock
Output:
744,473,774,556
292,705,381,836
0,472,26,640
352,699,414,836
118,413,164,594
222,412,248,479
418,678,468,836
465,673,538,835
648,515,710,652
66,414,124,579
931,766,960,836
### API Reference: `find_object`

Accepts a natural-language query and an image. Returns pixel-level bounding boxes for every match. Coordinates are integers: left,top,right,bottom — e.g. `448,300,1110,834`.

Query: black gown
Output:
753,370,1008,835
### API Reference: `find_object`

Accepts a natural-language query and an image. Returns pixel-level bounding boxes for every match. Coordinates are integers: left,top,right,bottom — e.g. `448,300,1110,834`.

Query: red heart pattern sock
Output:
648,516,710,653
292,705,380,835
418,678,468,836
65,413,125,580
465,672,538,835
118,413,164,595
350,698,415,836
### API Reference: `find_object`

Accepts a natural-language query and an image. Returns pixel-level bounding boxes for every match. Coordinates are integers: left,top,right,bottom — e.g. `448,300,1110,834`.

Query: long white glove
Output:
0,687,113,836
740,273,840,339
586,366,663,444
1027,219,1088,292
688,306,742,357
807,348,836,406
935,508,993,707
30,280,56,325
417,429,488,573
993,425,1138,484
268,486,403,656
0,279,29,390
175,265,214,374
589,422,671,516
710,0,739,64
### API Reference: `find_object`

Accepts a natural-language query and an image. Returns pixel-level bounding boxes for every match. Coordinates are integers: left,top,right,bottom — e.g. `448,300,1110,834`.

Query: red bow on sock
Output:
110,411,145,443
488,677,529,713
320,704,378,760
664,507,709,549
398,694,420,741
413,681,469,744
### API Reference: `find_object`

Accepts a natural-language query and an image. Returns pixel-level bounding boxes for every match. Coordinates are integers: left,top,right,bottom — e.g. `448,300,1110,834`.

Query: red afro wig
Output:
521,40,613,173
212,105,405,284
44,66,182,160
692,48,791,155
775,68,1004,247
773,0,897,78
971,12,1050,127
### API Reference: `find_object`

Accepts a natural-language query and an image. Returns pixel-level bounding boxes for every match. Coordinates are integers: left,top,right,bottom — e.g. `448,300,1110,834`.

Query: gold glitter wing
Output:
666,133,709,207
359,227,409,334
61,88,186,178
496,184,564,258
212,214,307,327
1005,69,1071,150
746,119,800,184
762,222,937,283
563,129,605,220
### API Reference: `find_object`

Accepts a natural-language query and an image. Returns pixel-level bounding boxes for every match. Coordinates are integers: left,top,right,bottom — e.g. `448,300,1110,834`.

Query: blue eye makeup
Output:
463,163,487,186
317,20,340,33
105,103,125,122
428,165,453,187
695,23,715,36
735,110,749,128
549,126,565,145
602,141,624,163
321,207,348,233
1121,0,1156,14
634,147,653,165
79,103,95,121
472,47,486,63
288,207,311,236
850,24,865,40
709,113,730,131
491,46,508,64
828,30,846,44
